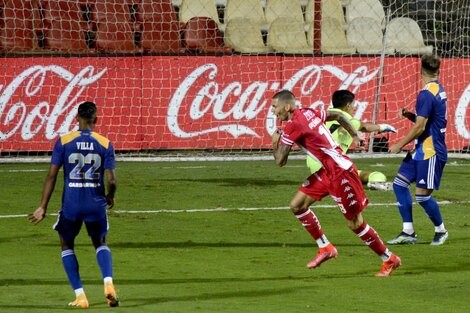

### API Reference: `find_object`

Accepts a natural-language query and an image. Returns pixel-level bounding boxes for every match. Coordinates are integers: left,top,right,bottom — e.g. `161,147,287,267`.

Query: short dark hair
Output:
332,90,355,108
77,101,97,120
421,54,440,76
272,89,296,103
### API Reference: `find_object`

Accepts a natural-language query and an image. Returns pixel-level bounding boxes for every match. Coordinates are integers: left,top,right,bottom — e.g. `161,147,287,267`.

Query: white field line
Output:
2,200,468,219
2,161,470,173
0,169,47,173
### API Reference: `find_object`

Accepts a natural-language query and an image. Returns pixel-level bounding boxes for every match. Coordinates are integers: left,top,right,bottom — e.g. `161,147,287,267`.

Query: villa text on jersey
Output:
51,130,115,222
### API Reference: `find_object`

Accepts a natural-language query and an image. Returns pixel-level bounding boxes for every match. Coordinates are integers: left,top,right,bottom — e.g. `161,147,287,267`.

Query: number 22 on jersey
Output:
68,153,102,180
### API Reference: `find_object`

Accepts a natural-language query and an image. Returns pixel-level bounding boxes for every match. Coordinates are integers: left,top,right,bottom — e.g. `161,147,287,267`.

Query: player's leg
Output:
53,213,88,308
415,156,448,245
388,157,418,244
87,219,119,307
332,166,401,276
295,171,337,268
346,213,401,276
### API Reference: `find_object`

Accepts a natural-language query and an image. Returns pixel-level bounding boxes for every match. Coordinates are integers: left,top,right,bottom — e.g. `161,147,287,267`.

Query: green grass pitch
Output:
1,157,470,312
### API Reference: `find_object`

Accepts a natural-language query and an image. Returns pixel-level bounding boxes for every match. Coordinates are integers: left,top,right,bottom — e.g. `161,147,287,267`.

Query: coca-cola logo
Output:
167,63,379,139
0,65,106,141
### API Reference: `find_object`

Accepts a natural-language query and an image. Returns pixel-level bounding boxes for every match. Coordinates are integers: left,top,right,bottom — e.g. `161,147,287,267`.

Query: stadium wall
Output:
0,55,469,152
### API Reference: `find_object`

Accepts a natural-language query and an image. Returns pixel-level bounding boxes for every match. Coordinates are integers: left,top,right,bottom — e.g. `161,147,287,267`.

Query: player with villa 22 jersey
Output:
271,90,401,277
52,127,115,222
28,101,119,308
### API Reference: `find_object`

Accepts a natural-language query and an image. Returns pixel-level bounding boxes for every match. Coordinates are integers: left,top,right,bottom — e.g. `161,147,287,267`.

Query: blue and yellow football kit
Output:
51,130,115,240
398,80,447,189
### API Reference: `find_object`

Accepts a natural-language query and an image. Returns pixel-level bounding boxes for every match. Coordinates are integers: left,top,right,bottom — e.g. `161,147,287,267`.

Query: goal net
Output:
0,0,469,161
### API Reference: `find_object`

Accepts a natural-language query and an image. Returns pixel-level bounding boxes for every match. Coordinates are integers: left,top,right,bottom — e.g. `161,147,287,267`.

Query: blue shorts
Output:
398,154,446,190
53,211,109,243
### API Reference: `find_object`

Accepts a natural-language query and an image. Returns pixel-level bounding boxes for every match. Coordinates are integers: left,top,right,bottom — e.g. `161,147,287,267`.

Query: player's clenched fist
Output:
272,129,282,149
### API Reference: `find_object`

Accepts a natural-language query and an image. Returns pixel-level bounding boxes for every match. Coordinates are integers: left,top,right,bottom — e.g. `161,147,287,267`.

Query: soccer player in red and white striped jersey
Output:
271,90,400,277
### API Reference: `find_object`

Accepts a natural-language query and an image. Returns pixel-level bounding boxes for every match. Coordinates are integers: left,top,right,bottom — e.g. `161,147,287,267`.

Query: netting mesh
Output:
0,0,469,159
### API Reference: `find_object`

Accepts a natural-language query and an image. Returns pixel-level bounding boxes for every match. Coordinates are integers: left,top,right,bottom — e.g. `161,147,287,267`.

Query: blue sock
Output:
61,249,82,290
416,195,443,227
96,245,113,279
393,176,413,223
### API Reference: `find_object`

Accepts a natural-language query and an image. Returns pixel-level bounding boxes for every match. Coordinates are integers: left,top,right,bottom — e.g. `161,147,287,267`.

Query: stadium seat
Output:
179,0,221,28
322,0,346,29
347,17,394,54
224,18,271,54
91,0,141,53
305,0,315,24
42,0,91,53
183,17,232,54
267,17,312,54
141,20,185,53
346,0,385,28
137,0,185,53
265,0,304,25
224,0,266,26
92,1,133,23
94,23,141,53
1,0,39,52
385,17,433,55
136,0,179,23
321,17,355,54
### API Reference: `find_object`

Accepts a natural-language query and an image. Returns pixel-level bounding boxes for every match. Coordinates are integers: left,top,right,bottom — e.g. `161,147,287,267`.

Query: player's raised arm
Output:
359,121,397,134
28,164,60,224
402,108,417,123
326,110,363,146
389,115,428,154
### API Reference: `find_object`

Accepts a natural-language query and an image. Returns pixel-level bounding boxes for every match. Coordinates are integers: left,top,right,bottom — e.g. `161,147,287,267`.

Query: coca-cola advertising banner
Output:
1,56,469,152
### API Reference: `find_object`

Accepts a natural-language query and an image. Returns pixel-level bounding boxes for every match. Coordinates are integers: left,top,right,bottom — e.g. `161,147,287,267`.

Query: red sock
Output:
294,208,324,240
353,221,387,256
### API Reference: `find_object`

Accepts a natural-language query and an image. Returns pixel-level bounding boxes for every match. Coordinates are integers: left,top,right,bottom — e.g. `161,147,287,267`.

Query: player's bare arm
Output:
389,116,427,153
105,169,117,209
28,164,60,224
360,122,397,134
272,130,291,167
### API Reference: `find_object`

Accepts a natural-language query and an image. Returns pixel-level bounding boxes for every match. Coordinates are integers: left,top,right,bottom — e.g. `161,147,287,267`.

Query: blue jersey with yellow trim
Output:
51,130,115,222
412,80,447,161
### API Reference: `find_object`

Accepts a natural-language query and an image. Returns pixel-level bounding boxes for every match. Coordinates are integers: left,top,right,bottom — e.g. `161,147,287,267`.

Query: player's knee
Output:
289,201,303,213
415,194,431,205
345,214,363,231
289,200,311,213
392,176,410,192
91,236,107,249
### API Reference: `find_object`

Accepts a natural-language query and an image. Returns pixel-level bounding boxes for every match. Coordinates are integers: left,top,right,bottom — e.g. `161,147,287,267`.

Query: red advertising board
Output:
0,56,469,152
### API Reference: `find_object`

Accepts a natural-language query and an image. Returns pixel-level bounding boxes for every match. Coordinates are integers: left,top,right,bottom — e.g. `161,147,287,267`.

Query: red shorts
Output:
299,167,368,220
